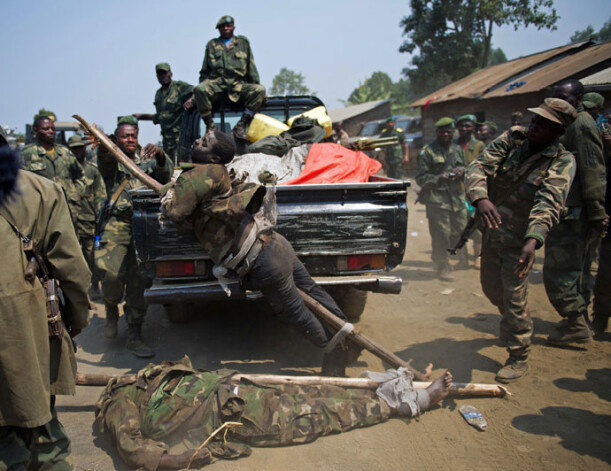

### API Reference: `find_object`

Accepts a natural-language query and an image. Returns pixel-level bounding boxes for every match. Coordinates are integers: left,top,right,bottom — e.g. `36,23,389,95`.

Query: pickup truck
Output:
131,96,409,322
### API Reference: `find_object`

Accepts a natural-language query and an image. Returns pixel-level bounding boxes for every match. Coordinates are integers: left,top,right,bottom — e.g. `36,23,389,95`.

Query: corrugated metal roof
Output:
581,66,611,86
410,41,598,107
328,99,390,122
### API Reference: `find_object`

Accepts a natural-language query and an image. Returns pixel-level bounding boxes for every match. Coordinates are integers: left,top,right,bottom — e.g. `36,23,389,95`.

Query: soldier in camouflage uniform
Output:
21,115,84,229
133,63,195,165
95,357,453,470
416,118,468,280
1,145,90,470
161,131,360,376
379,117,408,179
466,98,577,383
453,114,485,165
544,80,608,346
95,119,173,358
193,15,266,139
68,135,107,299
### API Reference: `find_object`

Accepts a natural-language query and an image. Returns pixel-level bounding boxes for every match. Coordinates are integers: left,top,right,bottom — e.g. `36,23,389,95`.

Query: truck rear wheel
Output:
327,286,368,322
164,303,197,323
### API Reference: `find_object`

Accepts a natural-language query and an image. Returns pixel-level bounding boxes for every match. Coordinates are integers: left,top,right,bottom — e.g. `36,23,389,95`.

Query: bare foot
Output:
426,370,453,406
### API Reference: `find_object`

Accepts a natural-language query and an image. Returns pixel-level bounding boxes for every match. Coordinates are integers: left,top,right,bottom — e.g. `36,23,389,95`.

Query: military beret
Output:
67,135,86,148
386,116,396,123
117,115,139,126
456,114,477,124
528,98,577,129
435,117,455,128
155,62,171,72
216,15,234,28
583,92,604,110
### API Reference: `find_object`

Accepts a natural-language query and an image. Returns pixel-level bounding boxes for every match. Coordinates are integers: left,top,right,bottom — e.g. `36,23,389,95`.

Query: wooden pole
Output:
297,288,428,381
72,114,163,193
75,372,509,397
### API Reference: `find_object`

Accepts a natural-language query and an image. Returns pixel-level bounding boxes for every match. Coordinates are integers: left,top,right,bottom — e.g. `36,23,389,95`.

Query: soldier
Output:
416,117,468,280
133,62,195,165
0,144,90,469
476,121,498,145
160,131,360,376
68,135,107,300
454,114,485,165
193,15,266,139
379,117,408,179
544,80,608,346
21,115,84,227
95,357,453,470
511,111,523,126
95,118,173,358
466,98,577,382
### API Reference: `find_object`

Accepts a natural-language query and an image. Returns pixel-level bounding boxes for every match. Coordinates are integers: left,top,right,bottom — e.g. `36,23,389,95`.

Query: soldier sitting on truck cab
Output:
160,131,361,376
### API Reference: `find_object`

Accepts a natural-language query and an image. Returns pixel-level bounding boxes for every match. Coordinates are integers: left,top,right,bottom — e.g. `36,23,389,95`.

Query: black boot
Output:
232,112,253,141
126,324,155,358
203,114,216,132
321,341,363,377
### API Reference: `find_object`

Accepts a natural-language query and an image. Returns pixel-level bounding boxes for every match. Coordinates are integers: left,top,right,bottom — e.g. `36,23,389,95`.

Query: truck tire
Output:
163,303,196,323
327,286,368,322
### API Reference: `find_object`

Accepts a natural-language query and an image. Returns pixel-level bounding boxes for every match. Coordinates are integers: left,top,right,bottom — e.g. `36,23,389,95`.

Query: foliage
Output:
570,17,611,43
269,68,311,95
400,0,558,97
488,47,507,65
342,72,415,115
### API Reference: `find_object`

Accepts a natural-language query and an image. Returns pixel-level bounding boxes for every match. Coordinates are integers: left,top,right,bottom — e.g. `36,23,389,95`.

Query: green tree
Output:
570,17,611,43
400,0,558,97
488,47,507,65
343,72,395,105
269,68,311,95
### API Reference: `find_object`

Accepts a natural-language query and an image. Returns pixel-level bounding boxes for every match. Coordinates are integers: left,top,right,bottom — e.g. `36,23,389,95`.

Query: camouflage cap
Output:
483,120,498,133
117,115,139,126
155,62,171,72
528,98,577,129
456,114,477,124
67,135,86,148
583,92,604,110
435,117,455,128
216,15,234,28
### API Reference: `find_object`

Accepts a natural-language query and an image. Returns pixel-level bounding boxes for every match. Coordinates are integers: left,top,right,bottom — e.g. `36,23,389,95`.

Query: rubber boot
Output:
203,114,216,132
547,314,592,346
126,324,155,358
495,355,529,383
232,111,253,141
321,341,362,377
103,304,119,339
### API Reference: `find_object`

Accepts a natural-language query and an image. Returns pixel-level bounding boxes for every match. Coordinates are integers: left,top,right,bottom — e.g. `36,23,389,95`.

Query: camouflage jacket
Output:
453,134,485,165
161,164,264,264
199,35,261,102
100,154,173,246
95,357,390,471
466,128,576,248
415,140,466,211
560,109,606,221
76,160,106,237
0,171,89,428
153,80,194,140
380,127,406,161
21,142,85,224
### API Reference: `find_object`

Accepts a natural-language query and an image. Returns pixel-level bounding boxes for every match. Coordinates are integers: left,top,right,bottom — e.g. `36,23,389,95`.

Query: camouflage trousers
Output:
193,80,265,116
79,235,101,284
384,152,403,180
543,219,599,319
481,242,533,358
593,238,611,320
161,131,178,167
231,383,392,447
425,205,467,270
95,240,151,325
0,398,71,471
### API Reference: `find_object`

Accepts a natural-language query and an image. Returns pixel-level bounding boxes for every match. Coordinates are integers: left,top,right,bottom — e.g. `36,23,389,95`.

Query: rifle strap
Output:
108,175,131,207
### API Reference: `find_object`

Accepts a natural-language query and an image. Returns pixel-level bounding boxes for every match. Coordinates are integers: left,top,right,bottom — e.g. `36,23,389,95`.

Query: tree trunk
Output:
482,19,494,69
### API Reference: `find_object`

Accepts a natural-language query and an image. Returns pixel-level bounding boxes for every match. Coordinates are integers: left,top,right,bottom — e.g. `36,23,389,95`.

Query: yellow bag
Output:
287,106,332,138
246,114,290,143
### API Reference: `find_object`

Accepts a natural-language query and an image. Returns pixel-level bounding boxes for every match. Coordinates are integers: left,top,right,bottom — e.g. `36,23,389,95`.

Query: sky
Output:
1,0,610,144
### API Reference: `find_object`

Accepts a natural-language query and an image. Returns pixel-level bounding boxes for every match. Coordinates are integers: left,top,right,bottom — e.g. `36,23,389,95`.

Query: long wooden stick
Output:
297,288,428,381
75,372,509,397
72,114,163,193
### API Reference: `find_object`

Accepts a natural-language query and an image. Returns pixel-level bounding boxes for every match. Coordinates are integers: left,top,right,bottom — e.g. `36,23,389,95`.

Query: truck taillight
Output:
156,261,207,278
337,254,386,271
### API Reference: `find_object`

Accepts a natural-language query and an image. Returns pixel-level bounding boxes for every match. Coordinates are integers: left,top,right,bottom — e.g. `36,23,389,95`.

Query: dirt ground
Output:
58,185,611,471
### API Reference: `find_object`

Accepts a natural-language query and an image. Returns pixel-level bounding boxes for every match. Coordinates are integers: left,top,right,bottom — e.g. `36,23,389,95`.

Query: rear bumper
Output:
145,275,402,305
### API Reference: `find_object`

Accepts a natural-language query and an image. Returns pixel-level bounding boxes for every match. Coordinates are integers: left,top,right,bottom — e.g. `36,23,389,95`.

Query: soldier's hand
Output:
514,238,538,279
142,144,165,165
452,167,466,179
183,96,195,111
159,448,212,469
475,198,502,229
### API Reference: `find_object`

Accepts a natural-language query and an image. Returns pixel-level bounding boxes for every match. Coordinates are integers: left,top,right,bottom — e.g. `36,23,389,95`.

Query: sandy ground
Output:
58,184,611,471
